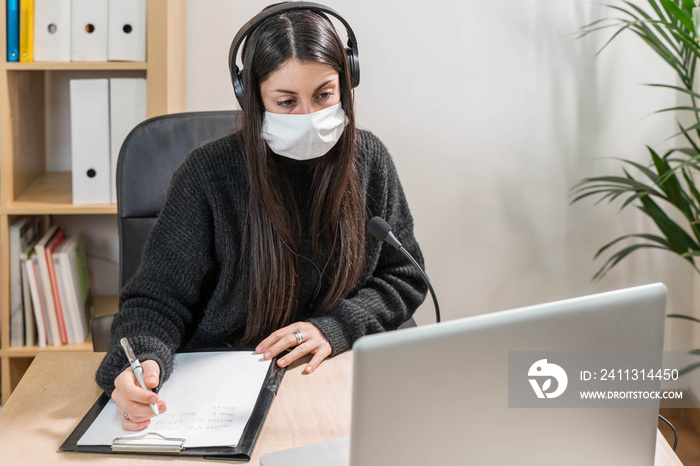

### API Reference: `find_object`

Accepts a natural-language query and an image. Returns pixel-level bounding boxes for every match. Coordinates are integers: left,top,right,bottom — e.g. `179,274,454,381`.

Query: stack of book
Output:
9,217,94,347
6,0,146,63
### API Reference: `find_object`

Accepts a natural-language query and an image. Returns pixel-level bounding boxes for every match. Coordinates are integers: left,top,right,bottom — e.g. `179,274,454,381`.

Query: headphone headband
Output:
228,2,360,109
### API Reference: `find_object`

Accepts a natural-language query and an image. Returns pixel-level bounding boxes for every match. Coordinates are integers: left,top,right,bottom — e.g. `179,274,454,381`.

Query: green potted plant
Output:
573,1,700,343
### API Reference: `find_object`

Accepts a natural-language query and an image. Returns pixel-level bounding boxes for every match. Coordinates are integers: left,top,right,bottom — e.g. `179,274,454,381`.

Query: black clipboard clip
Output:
112,432,186,453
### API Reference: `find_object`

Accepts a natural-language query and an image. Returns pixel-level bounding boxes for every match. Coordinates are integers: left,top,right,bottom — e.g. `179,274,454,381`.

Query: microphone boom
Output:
367,216,441,323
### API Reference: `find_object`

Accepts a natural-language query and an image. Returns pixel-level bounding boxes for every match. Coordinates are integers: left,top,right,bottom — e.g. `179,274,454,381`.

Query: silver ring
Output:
293,331,303,345
123,411,130,421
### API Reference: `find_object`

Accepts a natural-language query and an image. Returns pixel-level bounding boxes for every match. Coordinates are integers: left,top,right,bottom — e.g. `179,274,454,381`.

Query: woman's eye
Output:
317,91,333,101
277,99,295,107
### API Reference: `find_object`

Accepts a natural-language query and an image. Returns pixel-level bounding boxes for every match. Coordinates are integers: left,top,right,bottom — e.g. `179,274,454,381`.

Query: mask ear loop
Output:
314,218,340,300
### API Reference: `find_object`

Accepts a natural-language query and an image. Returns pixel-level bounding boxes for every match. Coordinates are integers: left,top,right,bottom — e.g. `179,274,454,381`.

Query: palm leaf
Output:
678,122,700,153
594,233,672,259
648,0,673,24
593,243,670,280
666,121,700,140
677,361,700,377
667,313,700,323
621,191,655,208
575,0,700,279
648,147,692,217
645,82,700,99
682,168,700,208
605,6,685,62
611,157,661,183
572,175,665,194
638,196,699,254
624,2,681,49
655,105,700,114
570,188,631,205
659,0,695,33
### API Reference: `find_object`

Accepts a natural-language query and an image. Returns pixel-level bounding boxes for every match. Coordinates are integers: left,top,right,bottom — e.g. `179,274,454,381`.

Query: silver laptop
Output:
262,283,667,465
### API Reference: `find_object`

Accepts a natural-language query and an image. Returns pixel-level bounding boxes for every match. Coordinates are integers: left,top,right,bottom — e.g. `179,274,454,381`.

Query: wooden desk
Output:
0,352,683,465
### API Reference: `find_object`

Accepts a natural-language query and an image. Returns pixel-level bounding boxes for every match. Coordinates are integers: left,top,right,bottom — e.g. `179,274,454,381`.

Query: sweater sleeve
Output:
307,132,428,354
95,151,217,396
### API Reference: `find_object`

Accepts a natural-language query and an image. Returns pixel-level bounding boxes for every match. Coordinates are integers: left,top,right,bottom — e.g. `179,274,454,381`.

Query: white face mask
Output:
261,102,348,160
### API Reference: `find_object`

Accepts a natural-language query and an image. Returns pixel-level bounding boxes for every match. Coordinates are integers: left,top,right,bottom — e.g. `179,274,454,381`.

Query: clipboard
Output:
60,348,285,462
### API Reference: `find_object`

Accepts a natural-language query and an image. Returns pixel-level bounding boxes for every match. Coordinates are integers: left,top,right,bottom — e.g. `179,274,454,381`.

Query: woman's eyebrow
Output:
314,80,333,91
272,80,335,94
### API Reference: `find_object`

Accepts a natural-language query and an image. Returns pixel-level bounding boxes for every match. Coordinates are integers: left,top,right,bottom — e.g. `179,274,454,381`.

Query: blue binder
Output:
6,0,19,61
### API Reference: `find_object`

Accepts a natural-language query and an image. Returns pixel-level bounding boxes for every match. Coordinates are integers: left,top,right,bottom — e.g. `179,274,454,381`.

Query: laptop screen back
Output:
350,283,667,466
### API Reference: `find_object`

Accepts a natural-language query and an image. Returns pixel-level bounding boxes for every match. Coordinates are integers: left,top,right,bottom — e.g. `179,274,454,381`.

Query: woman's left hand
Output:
256,322,332,374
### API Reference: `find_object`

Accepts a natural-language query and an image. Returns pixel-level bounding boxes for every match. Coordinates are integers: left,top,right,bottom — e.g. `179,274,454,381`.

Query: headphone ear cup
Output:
346,48,360,88
232,68,245,109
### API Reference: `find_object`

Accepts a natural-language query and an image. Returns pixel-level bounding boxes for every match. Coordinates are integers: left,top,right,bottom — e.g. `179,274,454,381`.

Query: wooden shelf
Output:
0,294,117,358
0,0,186,405
2,61,147,71
3,172,118,215
1,341,95,357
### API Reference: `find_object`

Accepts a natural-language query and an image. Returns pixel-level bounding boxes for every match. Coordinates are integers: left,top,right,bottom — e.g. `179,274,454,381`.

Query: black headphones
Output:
228,2,360,109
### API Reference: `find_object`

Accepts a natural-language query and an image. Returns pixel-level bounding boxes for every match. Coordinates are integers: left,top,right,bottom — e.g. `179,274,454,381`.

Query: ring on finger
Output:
293,331,304,345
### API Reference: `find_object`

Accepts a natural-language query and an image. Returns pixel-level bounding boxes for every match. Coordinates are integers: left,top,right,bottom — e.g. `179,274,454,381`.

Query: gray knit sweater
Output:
95,129,427,395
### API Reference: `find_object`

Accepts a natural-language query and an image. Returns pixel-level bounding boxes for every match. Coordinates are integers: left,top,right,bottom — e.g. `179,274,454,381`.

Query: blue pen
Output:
120,337,159,416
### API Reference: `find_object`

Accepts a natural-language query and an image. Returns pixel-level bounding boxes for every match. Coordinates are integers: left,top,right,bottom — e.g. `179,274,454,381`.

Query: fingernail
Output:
160,402,167,413
148,376,157,385
279,359,286,366
306,366,314,373
255,346,262,353
264,352,271,359
144,419,151,426
149,396,158,404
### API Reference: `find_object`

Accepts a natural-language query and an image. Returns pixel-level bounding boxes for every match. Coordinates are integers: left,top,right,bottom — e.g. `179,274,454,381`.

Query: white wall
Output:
185,0,695,349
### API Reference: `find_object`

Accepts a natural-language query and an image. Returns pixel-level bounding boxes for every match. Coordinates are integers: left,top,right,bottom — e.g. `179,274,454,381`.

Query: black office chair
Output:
90,111,416,351
91,111,240,351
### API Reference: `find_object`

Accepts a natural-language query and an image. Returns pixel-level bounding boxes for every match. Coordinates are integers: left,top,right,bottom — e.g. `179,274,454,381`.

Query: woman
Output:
96,2,427,431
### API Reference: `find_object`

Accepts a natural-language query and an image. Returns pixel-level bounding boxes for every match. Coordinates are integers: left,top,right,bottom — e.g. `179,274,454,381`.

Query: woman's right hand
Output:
112,360,167,431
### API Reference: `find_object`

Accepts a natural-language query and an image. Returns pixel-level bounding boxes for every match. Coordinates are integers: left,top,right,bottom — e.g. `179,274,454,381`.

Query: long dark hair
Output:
238,6,366,344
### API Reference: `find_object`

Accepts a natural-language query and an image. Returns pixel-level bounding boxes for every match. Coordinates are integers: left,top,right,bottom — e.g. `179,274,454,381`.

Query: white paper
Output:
78,351,272,448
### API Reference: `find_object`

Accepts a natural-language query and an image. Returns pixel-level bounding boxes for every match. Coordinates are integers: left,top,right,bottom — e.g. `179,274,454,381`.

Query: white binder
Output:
108,0,146,62
34,0,71,62
70,79,111,205
109,78,147,204
71,0,108,61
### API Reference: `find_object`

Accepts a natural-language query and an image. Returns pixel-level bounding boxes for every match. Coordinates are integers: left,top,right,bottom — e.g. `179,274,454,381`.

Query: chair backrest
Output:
117,111,239,289
91,111,239,352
